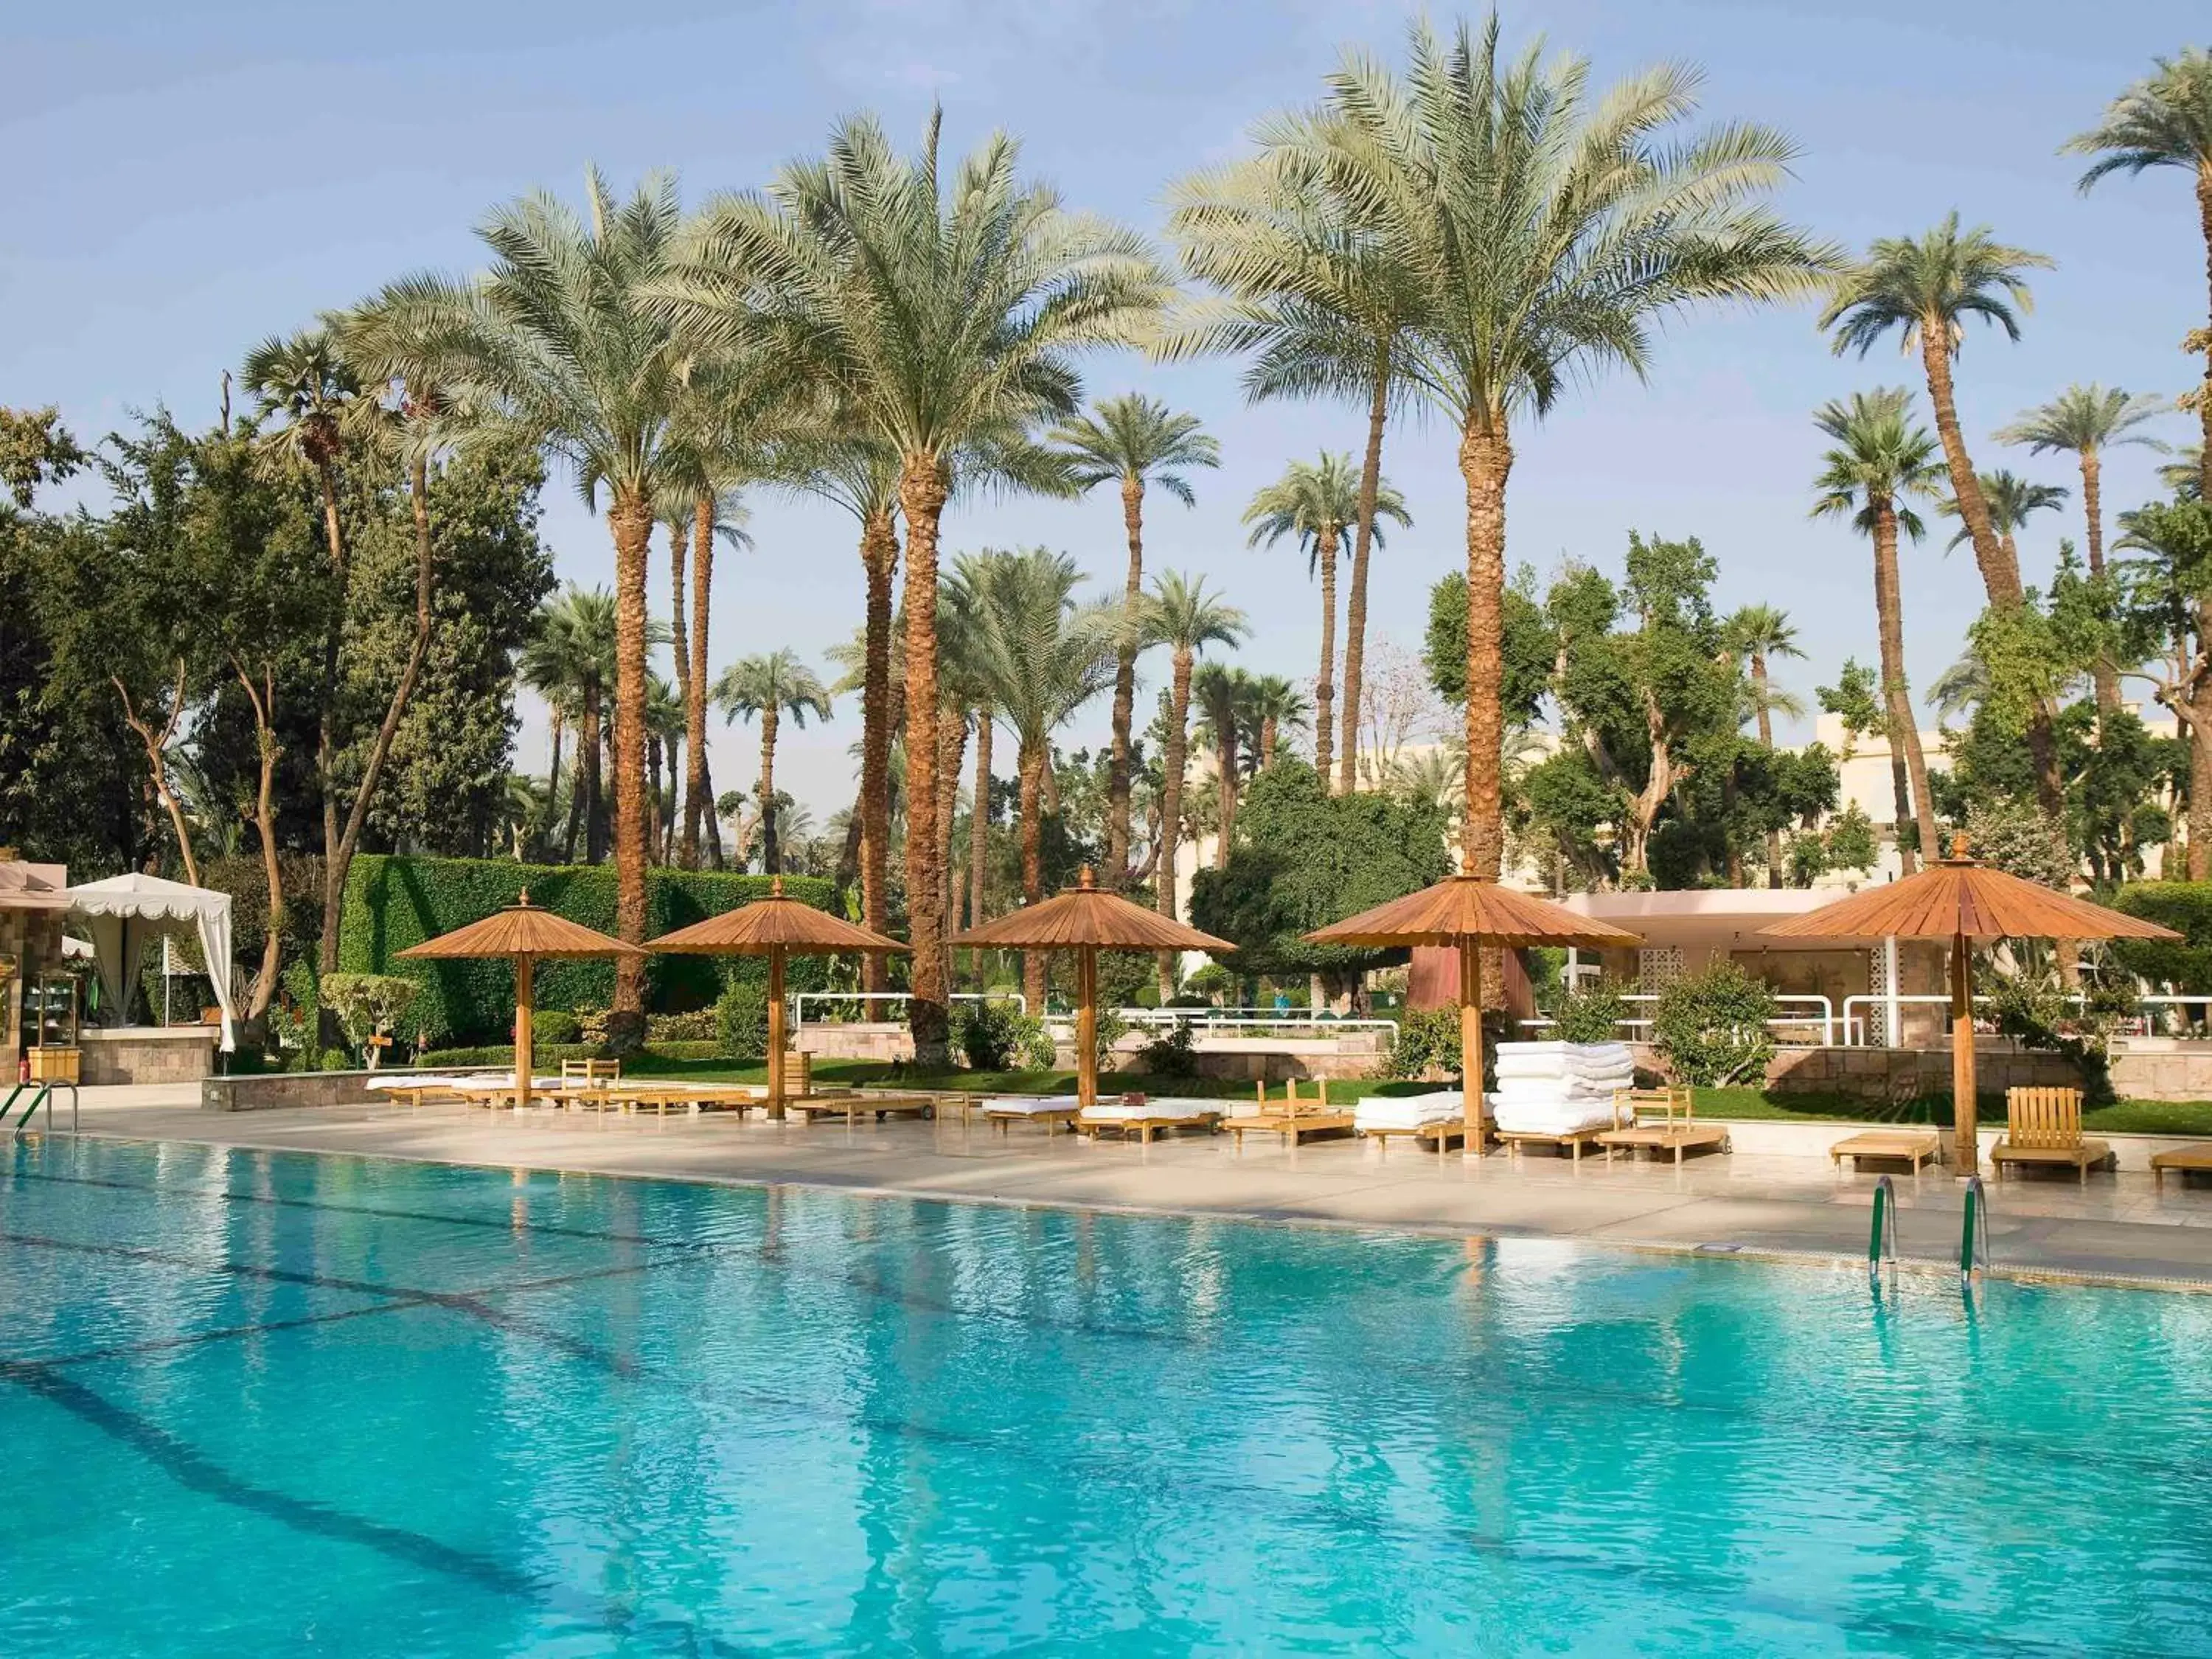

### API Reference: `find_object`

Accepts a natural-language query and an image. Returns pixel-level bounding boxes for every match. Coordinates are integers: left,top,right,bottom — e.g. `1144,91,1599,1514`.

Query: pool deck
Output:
42,1085,2212,1288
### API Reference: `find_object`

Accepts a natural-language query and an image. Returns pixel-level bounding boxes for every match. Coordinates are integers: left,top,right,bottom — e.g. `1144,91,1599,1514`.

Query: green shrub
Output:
1986,963,2113,1103
1548,984,1628,1044
1018,1015,1058,1070
532,1010,582,1046
318,973,420,1057
1385,1006,1461,1081
649,1009,718,1043
271,959,319,1061
1652,963,1776,1086
419,1040,723,1069
715,982,770,1059
2110,883,2212,994
950,998,1031,1071
1133,1015,1197,1077
337,853,838,1040
1093,1008,1130,1072
1186,964,1234,1003
317,1048,354,1073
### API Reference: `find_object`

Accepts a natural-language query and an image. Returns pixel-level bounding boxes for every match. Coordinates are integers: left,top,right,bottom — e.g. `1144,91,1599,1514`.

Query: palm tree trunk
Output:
2080,448,2121,717
1338,344,1391,795
232,661,284,1023
684,499,717,867
1751,655,1778,887
563,701,589,863
312,459,348,973
939,708,967,992
700,748,723,869
860,507,899,995
1262,716,1278,771
608,494,653,1029
970,711,992,985
647,734,665,865
1459,420,1512,881
1313,525,1338,787
2197,169,2212,504
759,705,779,875
582,683,605,863
1019,739,1046,1012
1105,473,1144,886
1919,330,2022,605
1213,726,1237,869
1157,652,1193,1001
323,455,437,970
1873,498,1938,876
546,708,565,812
668,518,692,865
898,456,950,1066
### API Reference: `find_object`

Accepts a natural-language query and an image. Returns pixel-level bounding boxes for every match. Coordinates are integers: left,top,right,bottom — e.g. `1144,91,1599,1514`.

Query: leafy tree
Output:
2116,499,2212,873
0,407,86,508
1188,760,1447,1003
1050,394,1217,881
1719,603,1804,886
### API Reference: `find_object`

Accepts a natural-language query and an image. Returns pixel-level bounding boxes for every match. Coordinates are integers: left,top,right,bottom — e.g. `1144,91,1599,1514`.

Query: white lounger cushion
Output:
1079,1099,1220,1122
981,1095,1082,1114
1493,1042,1634,1082
1489,1094,1620,1136
1355,1091,1464,1130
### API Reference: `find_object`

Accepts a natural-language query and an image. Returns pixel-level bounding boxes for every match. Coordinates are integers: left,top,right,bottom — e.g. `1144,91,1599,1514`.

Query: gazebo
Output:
67,872,240,1052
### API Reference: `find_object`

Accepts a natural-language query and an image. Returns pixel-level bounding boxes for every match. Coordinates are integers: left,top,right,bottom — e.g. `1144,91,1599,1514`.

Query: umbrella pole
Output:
768,947,787,1119
1950,932,1977,1176
1077,947,1098,1110
514,953,533,1111
1460,940,1486,1155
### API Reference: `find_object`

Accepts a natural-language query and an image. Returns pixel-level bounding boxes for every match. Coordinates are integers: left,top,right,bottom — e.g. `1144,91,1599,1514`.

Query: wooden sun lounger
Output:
984,1102,1081,1136
2151,1146,2212,1191
1597,1087,1728,1166
1496,1122,1611,1162
1829,1128,1942,1174
1075,1105,1222,1145
1364,1119,1467,1159
785,1093,938,1126
1225,1078,1356,1148
1990,1087,2110,1183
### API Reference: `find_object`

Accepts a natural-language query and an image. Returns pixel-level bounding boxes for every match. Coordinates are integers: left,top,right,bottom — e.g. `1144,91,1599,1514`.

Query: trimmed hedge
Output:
341,854,841,1043
2110,883,2212,992
420,1040,726,1068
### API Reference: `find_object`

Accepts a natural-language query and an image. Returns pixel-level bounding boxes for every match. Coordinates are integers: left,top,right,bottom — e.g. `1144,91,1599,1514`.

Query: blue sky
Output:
9,0,2208,823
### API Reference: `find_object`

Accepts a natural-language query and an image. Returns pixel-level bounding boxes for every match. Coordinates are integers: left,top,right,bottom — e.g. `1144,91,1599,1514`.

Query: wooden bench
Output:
1990,1087,2110,1183
1597,1087,1729,1166
563,1057,621,1085
1829,1128,1942,1175
785,1093,937,1126
2151,1147,2212,1192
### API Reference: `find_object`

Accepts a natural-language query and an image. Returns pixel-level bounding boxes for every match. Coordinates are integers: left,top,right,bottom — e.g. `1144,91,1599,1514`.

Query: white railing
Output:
1106,1006,1399,1042
792,991,1025,1028
1519,992,1836,1047
1841,990,2212,1046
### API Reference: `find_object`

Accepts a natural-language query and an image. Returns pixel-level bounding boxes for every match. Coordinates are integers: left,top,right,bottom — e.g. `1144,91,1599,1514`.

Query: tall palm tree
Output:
240,327,370,970
1941,470,2070,575
1281,17,1832,879
376,170,697,1032
654,113,1166,1064
1164,144,1428,797
1049,394,1217,886
1141,571,1247,995
1191,663,1251,869
1243,452,1407,785
1823,216,2062,821
1245,674,1310,769
520,585,617,863
2163,445,2206,501
953,549,1117,1009
1719,604,1807,886
713,649,832,876
2066,48,2212,504
644,671,686,864
1811,389,1945,877
1996,386,2171,713
655,476,753,867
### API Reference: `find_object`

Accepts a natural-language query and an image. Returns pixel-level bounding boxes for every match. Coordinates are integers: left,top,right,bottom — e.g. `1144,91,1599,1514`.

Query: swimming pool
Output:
2,1137,2208,1657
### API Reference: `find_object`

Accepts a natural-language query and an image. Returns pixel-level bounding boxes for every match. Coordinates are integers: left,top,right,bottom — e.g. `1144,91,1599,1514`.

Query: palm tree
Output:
1941,470,2070,572
1720,605,1809,886
713,650,832,876
1996,386,2171,713
2065,48,2212,504
520,585,617,863
654,113,1166,1064
1281,17,1832,878
240,327,370,969
1192,664,1251,869
1164,142,1428,796
1141,571,1247,995
376,170,697,1032
1245,674,1310,769
1050,394,1217,886
2164,445,2206,501
953,549,1117,1009
655,476,752,868
1823,216,2062,821
1811,390,1947,879
644,671,686,863
1244,453,1407,785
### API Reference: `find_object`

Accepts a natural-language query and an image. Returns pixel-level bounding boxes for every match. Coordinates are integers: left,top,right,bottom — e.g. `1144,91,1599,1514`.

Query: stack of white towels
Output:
1352,1090,1464,1134
1487,1041,1635,1137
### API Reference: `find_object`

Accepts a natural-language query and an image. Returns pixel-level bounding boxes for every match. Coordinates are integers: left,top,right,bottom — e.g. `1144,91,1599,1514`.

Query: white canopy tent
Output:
66,874,237,1051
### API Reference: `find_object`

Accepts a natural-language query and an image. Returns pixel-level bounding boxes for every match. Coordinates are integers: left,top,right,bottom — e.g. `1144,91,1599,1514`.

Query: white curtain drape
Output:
66,874,237,1051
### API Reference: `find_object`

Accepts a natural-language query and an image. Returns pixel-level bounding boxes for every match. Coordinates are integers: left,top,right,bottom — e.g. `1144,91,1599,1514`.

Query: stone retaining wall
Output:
202,1070,380,1112
1626,1038,2212,1103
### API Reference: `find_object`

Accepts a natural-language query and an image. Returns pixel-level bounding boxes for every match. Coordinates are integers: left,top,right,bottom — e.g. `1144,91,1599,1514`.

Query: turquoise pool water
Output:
2,1137,2208,1657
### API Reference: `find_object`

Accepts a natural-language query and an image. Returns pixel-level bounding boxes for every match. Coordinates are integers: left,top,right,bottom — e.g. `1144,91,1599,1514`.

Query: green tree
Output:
712,650,832,876
1810,388,1945,871
1284,17,1831,879
2066,48,2212,504
0,407,86,509
2117,499,2212,874
656,112,1166,1064
1190,663,1251,866
1141,571,1246,995
1243,452,1407,786
1050,394,1217,885
519,586,616,863
1719,603,1804,886
1245,674,1310,769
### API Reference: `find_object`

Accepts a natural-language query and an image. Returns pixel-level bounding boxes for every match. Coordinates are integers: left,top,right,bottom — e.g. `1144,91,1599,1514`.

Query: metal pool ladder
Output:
1868,1175,1898,1285
1,1082,77,1136
1960,1175,1992,1283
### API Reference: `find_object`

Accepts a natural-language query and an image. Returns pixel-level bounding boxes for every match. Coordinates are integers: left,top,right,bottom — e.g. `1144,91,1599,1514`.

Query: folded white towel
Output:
1489,1095,1620,1136
1080,1099,1220,1122
981,1094,1082,1114
1355,1091,1464,1129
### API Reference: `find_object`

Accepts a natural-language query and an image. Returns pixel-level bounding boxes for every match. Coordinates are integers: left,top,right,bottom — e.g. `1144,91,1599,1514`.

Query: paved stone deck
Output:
38,1085,2212,1287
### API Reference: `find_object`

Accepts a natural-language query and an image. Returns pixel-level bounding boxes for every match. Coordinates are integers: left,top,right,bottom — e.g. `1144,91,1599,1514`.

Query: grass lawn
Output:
1691,1087,2212,1137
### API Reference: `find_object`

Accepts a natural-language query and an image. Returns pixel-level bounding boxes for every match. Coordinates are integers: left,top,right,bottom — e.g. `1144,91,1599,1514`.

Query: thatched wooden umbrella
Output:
1304,873,1641,1148
1761,836,2176,1175
951,867,1234,1110
396,891,642,1105
650,877,905,1113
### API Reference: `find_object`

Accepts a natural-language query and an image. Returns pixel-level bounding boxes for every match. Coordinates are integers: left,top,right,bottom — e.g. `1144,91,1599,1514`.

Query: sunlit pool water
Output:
3,1135,2208,1656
